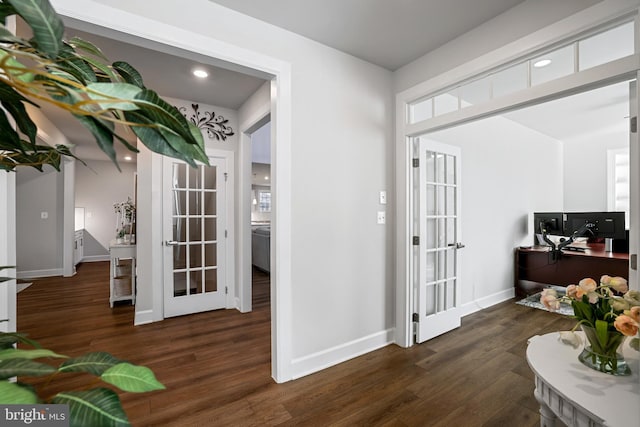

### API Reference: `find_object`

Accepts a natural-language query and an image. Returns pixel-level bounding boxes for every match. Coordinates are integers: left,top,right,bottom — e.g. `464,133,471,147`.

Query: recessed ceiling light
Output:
533,59,552,68
264,176,269,180
124,155,132,161
193,69,208,78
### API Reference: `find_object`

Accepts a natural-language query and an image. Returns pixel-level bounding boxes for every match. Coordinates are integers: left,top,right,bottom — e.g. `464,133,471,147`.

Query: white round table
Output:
526,332,640,427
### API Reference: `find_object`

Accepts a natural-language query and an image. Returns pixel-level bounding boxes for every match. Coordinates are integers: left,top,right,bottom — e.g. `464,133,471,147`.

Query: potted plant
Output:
0,0,208,424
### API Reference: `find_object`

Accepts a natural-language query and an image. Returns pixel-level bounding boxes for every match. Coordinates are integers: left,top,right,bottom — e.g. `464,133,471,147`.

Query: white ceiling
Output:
209,0,526,71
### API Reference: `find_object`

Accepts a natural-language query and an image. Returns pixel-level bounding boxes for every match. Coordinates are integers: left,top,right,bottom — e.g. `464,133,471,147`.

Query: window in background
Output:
607,148,629,226
258,190,271,212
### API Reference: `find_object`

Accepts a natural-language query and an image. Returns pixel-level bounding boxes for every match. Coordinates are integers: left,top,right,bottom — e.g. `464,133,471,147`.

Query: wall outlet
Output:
377,211,386,224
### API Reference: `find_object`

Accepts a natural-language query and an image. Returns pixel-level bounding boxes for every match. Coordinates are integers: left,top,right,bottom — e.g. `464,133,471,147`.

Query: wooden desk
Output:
527,332,640,427
515,243,629,298
109,241,136,307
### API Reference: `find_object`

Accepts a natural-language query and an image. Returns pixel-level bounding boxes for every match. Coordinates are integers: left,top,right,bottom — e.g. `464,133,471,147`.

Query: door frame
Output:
395,0,640,347
52,0,294,383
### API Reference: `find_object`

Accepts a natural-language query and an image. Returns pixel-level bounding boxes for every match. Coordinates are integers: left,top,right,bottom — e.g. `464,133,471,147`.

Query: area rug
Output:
516,285,574,316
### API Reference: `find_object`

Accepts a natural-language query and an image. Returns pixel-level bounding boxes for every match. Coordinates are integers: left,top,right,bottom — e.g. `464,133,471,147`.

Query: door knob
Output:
165,240,179,246
448,242,465,249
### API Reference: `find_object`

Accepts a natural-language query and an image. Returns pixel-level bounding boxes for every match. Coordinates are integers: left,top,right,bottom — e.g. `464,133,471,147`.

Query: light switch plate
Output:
379,190,387,205
41,211,48,219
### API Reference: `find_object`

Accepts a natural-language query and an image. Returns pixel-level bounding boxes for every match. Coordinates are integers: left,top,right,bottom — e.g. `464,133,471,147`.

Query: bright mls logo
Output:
1,405,68,426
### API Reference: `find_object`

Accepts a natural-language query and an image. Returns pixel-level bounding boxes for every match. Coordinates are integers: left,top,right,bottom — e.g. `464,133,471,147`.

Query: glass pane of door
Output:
171,162,220,298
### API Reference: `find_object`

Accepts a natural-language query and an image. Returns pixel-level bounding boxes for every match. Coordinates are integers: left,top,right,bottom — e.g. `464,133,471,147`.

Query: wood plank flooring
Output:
17,262,575,426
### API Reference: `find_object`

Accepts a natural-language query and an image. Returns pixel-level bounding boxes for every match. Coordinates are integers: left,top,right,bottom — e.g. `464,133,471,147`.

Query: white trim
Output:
290,329,395,380
17,269,64,279
80,255,110,263
134,309,154,326
51,0,294,383
395,0,640,348
459,288,515,318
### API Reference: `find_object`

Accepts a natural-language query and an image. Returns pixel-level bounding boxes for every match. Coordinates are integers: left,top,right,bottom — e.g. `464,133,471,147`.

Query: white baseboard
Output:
290,328,395,380
460,287,515,318
17,268,63,279
80,255,110,263
134,309,154,326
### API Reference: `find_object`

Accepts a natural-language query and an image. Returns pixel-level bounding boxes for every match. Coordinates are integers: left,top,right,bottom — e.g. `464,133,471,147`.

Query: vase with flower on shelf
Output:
578,324,630,376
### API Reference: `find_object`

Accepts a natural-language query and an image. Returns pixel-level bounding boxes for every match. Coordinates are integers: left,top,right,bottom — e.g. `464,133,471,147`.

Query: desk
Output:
515,243,629,298
109,241,136,307
527,332,640,427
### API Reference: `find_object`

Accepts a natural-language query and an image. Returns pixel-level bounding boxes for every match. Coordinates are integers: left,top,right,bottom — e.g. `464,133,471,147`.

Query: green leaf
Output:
68,37,109,61
72,114,119,168
0,4,18,24
86,82,142,111
127,120,194,167
132,89,197,145
101,363,165,393
0,22,23,43
0,358,56,379
0,381,38,404
60,352,123,376
7,0,65,58
630,337,639,352
0,332,42,349
595,319,609,348
0,81,39,145
0,109,26,151
0,348,67,361
55,44,98,84
113,61,145,88
53,388,130,427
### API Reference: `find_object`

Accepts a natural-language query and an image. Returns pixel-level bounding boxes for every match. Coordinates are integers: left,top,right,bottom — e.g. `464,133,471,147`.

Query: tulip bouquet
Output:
540,275,639,375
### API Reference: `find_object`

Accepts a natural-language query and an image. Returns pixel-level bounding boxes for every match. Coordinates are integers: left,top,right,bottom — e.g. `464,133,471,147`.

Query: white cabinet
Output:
74,230,84,266
109,241,136,307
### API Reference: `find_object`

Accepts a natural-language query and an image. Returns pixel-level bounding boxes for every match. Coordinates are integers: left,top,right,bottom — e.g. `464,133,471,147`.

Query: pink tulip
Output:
609,276,628,293
614,314,639,337
565,284,578,299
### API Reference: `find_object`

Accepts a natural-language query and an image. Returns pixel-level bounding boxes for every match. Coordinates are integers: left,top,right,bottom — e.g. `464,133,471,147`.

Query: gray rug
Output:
516,285,574,316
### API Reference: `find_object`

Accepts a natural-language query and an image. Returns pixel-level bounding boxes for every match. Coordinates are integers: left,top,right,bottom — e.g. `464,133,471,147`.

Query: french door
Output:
163,153,230,318
415,138,463,343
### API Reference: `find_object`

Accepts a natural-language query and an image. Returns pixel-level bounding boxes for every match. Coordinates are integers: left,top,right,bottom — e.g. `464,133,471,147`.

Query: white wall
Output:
16,167,64,275
428,116,563,303
60,0,394,378
75,160,137,258
563,127,628,212
394,0,600,93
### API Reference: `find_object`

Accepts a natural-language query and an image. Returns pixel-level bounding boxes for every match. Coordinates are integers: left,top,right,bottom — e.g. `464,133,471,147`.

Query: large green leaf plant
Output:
0,0,208,171
0,0,208,424
0,329,165,426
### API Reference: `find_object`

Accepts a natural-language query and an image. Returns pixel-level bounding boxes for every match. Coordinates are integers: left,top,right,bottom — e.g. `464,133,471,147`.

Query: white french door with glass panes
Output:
415,138,463,344
163,152,230,318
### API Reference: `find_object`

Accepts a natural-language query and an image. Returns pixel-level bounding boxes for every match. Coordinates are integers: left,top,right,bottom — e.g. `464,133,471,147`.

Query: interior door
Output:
415,138,463,343
163,154,228,318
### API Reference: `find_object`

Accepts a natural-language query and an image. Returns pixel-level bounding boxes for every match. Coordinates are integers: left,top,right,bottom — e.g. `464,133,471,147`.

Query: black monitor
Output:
533,212,564,236
564,212,626,240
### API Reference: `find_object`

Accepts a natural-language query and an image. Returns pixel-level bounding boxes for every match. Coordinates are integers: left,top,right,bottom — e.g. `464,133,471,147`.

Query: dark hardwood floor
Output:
17,262,575,426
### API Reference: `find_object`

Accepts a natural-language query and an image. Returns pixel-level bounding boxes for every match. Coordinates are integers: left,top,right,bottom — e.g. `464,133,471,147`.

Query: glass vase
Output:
579,324,631,376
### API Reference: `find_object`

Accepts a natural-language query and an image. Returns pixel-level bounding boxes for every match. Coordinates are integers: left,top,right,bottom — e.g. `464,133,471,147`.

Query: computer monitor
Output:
564,212,626,240
533,212,564,236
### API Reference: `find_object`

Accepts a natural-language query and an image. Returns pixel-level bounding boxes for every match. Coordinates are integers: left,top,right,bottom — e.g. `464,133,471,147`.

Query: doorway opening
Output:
250,120,272,311
410,78,633,344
